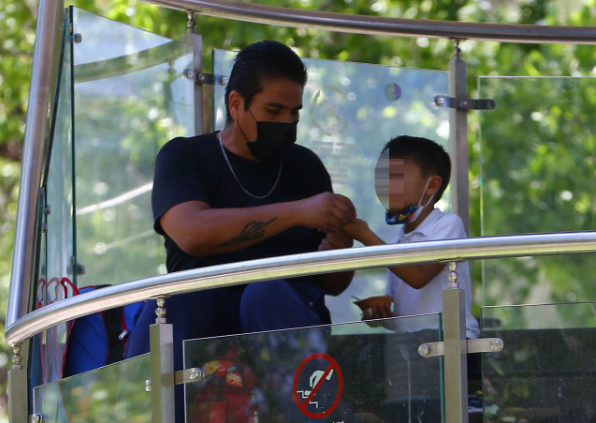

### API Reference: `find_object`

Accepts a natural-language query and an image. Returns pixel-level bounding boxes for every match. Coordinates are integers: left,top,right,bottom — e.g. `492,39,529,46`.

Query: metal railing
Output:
7,231,596,347
10,0,596,339
7,0,64,330
142,0,596,44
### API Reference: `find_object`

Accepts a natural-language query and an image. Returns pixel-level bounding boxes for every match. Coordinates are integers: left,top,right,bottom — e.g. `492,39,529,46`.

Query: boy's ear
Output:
427,175,443,196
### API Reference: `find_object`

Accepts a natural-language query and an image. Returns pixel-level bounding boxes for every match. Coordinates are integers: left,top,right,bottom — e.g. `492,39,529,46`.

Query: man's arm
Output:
160,192,356,257
343,219,444,290
317,231,355,296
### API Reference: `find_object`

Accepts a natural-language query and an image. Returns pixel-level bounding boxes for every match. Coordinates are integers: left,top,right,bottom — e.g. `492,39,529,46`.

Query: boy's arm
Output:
344,218,444,290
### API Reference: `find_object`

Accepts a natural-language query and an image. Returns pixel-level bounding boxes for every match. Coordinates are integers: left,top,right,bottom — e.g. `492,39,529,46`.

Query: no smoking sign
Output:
293,353,344,419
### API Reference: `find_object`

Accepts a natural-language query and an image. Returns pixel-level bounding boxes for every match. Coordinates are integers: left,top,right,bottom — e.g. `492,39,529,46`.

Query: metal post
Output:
7,0,64,329
442,262,469,423
182,12,205,136
150,297,175,423
448,41,470,235
8,343,29,423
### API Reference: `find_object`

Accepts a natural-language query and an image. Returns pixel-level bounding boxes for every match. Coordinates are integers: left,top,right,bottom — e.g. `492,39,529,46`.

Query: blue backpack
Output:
63,285,144,377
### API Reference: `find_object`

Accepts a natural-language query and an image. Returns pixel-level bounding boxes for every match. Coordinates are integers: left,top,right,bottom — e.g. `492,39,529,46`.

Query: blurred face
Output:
229,78,303,141
375,153,436,212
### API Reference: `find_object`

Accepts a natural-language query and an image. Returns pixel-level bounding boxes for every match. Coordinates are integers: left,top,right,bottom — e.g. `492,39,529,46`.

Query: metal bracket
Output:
30,414,43,423
434,95,496,110
182,71,228,86
419,337,504,358
174,368,205,385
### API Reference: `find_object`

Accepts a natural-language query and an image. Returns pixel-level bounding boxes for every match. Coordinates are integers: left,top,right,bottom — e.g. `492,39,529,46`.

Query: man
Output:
126,40,355,420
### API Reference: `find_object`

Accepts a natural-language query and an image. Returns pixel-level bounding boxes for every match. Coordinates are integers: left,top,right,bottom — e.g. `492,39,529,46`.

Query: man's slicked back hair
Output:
225,40,308,122
382,135,452,201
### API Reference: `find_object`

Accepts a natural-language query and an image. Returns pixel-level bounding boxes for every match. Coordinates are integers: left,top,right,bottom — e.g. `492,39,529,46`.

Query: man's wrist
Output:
278,200,302,228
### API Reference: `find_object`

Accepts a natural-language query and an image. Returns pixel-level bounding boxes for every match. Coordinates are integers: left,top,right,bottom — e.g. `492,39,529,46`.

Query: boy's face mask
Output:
385,178,434,225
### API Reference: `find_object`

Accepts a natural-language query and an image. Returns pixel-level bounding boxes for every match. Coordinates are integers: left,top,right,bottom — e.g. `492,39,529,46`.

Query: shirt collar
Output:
397,208,444,241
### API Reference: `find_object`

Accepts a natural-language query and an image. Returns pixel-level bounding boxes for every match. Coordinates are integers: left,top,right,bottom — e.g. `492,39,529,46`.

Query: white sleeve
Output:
428,214,467,241
385,270,394,296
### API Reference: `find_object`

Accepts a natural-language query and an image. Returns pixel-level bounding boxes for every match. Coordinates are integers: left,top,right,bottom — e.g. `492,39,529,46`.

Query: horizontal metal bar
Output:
419,338,504,358
174,368,205,385
6,231,596,347
141,0,596,44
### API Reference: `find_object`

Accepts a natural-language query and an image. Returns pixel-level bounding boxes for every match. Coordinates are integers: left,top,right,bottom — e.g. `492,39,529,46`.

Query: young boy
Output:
344,135,480,339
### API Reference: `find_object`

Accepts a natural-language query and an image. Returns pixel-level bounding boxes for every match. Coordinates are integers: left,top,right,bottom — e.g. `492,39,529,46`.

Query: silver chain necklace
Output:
217,131,282,199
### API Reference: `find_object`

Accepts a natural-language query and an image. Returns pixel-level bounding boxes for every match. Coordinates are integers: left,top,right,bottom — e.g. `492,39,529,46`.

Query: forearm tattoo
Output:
219,217,278,247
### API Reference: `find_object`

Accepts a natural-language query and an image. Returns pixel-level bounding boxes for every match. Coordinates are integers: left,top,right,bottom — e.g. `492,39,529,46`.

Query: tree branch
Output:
0,142,23,162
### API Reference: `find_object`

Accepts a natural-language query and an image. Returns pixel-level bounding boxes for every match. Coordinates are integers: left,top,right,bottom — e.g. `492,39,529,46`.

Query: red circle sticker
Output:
293,353,344,419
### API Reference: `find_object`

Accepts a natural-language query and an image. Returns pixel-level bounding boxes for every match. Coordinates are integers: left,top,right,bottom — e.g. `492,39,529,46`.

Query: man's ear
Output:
228,90,244,121
427,175,443,196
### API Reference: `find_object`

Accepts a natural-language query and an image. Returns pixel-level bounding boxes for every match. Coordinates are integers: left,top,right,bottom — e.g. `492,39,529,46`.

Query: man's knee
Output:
241,280,293,312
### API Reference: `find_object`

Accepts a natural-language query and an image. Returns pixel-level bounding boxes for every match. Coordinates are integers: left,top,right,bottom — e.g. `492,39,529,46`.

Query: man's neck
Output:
403,206,435,234
219,125,258,161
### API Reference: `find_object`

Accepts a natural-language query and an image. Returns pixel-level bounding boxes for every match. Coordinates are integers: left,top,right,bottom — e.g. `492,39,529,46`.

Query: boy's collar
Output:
401,208,443,237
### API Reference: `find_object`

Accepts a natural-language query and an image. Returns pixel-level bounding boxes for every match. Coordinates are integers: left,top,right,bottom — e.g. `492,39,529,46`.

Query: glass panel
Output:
481,303,596,423
213,50,449,323
71,7,194,287
37,10,76,384
33,354,151,423
479,77,596,306
185,314,443,423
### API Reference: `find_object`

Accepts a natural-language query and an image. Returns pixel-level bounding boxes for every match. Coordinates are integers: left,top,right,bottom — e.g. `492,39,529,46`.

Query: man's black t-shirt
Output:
152,132,332,275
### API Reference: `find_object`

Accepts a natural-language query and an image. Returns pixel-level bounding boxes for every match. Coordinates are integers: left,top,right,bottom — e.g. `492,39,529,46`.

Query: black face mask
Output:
238,109,298,162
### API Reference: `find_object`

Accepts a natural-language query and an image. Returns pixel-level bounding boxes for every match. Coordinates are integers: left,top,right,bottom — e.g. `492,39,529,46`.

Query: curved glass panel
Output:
71,7,194,287
33,354,151,423
482,303,596,423
185,313,444,423
479,77,596,306
34,10,76,384
213,50,449,323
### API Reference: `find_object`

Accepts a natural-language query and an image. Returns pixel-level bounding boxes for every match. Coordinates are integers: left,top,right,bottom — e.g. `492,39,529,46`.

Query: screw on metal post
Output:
41,223,48,234
155,297,167,324
12,344,22,369
219,75,229,85
489,338,504,352
145,379,152,392
30,414,43,423
74,33,82,43
187,11,196,34
75,264,86,275
189,368,203,380
44,205,51,215
183,69,195,80
452,38,462,56
418,343,431,357
447,261,459,289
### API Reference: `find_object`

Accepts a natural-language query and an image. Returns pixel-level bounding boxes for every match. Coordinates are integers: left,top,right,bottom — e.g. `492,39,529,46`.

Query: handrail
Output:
141,0,596,44
7,0,64,329
6,231,596,346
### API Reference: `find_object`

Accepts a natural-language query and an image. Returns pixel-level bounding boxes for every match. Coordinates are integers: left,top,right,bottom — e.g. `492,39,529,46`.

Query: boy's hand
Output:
342,218,371,243
318,230,353,251
362,304,393,320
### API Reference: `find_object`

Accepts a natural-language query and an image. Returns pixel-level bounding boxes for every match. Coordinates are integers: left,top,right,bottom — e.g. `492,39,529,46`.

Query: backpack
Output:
62,285,144,377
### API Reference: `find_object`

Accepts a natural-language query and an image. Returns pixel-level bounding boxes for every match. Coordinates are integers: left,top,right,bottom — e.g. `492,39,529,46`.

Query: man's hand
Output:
317,230,355,296
318,230,354,252
295,192,356,233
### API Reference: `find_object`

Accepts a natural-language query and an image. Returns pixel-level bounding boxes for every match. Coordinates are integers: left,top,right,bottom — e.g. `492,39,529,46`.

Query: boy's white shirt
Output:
386,207,481,339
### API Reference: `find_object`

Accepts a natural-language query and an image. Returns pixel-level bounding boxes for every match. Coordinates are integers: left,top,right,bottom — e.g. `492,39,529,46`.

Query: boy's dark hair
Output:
225,41,308,122
382,135,451,201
